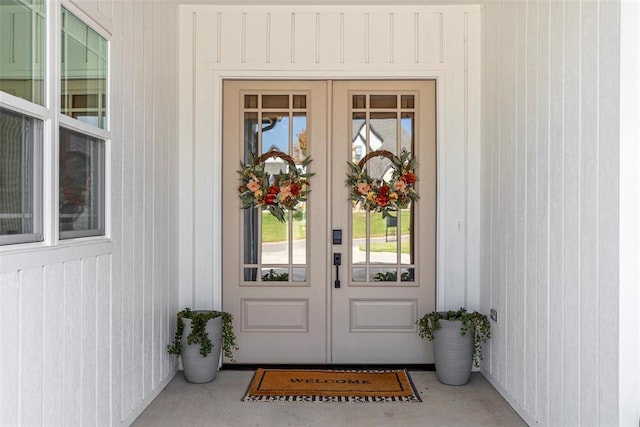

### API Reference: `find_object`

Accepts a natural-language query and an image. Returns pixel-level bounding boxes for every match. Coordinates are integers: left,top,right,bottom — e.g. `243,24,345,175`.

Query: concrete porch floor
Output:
132,370,526,426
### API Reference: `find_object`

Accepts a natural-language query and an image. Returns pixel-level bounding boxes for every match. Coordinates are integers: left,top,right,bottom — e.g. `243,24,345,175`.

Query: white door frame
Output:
177,2,481,333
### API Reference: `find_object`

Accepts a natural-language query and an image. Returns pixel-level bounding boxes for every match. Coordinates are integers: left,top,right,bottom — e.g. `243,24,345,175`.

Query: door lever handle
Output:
333,253,342,288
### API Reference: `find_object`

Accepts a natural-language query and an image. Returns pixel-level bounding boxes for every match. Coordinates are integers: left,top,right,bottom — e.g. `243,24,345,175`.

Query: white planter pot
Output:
180,315,223,384
432,319,474,386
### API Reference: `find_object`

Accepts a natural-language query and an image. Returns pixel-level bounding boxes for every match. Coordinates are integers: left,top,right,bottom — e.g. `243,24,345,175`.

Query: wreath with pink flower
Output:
346,149,418,218
238,149,313,222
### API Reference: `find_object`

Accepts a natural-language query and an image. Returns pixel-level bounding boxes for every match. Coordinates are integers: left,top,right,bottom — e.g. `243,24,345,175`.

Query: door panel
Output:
222,80,328,363
330,80,436,363
222,79,435,364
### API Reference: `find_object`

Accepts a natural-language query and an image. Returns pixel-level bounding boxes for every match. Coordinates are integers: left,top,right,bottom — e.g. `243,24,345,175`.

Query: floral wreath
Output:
346,149,418,218
238,149,313,222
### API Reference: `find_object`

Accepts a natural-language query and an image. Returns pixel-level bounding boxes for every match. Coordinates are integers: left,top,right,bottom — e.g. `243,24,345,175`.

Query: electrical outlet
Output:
490,309,498,322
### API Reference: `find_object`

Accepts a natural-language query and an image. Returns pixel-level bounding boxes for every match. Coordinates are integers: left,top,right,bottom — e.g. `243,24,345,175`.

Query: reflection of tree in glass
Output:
297,129,307,156
373,271,411,282
261,269,289,282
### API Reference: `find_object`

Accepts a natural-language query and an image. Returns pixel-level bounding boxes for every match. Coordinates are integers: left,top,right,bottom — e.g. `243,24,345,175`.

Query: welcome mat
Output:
242,368,421,402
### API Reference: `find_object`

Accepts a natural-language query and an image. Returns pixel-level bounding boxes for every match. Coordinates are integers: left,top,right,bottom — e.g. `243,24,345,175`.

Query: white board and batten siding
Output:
177,4,482,318
480,0,638,425
0,0,180,425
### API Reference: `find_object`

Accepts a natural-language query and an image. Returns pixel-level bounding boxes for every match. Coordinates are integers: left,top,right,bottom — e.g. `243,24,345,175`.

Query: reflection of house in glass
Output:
351,119,412,180
262,145,291,177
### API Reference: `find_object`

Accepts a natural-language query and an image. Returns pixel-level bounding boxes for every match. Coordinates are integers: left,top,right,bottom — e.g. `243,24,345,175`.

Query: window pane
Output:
61,8,108,129
0,106,42,244
59,127,105,238
0,0,46,105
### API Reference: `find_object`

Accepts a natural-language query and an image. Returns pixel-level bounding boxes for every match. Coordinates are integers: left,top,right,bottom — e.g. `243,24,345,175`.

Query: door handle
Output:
333,253,342,288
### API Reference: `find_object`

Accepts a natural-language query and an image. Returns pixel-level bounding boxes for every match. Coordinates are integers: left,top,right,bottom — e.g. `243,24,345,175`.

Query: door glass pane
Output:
0,0,46,105
262,95,288,109
261,267,289,282
242,93,309,285
349,92,416,284
61,8,108,129
261,213,289,264
370,95,396,109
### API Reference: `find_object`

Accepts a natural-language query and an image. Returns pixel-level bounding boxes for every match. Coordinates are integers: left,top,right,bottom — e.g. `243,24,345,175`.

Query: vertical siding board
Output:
191,6,217,312
178,7,196,310
417,13,441,64
96,255,111,426
132,0,145,410
63,261,82,426
466,9,482,312
293,13,316,64
494,0,508,385
524,0,539,414
193,79,214,309
121,0,137,416
43,264,64,426
162,0,177,378
343,13,366,64
578,0,600,422
0,272,20,426
442,11,467,310
81,257,97,426
155,2,166,385
19,268,44,426
513,0,527,405
269,11,292,64
481,0,498,376
368,13,392,63
219,12,243,64
244,12,268,64
547,0,565,423
502,0,518,394
143,0,155,399
597,0,621,423
562,2,581,425
393,13,416,64
201,10,219,65
318,13,342,64
110,0,124,422
535,0,550,423
484,0,500,380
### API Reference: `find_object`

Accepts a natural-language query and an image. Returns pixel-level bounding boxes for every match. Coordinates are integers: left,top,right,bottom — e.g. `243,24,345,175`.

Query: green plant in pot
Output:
167,308,238,383
416,308,491,386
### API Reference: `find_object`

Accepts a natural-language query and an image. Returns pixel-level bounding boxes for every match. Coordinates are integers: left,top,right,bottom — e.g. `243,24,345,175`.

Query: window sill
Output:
0,238,113,274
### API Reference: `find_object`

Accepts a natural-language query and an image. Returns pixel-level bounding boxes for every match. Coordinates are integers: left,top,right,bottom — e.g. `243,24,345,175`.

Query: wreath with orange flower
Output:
346,149,418,218
238,149,313,222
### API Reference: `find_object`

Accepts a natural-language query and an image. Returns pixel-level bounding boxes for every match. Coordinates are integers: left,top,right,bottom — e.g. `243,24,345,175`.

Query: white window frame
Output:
0,0,111,251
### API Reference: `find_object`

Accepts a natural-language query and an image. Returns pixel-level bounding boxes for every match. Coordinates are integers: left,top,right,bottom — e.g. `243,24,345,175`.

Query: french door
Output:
222,80,436,364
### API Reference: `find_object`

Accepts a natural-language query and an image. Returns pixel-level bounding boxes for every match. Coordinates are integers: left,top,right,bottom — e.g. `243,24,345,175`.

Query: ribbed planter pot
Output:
432,319,474,386
180,315,222,384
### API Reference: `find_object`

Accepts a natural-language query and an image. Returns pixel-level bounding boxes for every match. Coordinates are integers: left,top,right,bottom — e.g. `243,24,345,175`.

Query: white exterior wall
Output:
0,0,179,425
480,0,638,425
177,4,482,315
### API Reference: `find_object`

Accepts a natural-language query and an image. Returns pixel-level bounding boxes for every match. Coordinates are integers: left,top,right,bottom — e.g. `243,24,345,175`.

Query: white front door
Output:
222,80,436,364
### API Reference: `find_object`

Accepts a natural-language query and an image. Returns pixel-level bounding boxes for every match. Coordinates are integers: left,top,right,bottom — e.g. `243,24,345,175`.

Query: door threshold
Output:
221,363,435,371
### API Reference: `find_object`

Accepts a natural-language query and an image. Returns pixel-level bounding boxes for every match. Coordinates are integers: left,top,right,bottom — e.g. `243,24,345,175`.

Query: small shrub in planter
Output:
167,308,238,383
416,308,491,385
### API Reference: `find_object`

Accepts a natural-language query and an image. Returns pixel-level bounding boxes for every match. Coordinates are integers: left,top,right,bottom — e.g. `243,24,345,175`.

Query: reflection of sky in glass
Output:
262,115,307,153
401,118,413,137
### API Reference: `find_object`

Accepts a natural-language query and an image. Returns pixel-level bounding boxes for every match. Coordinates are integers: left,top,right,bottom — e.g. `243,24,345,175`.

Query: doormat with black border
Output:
242,368,421,402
